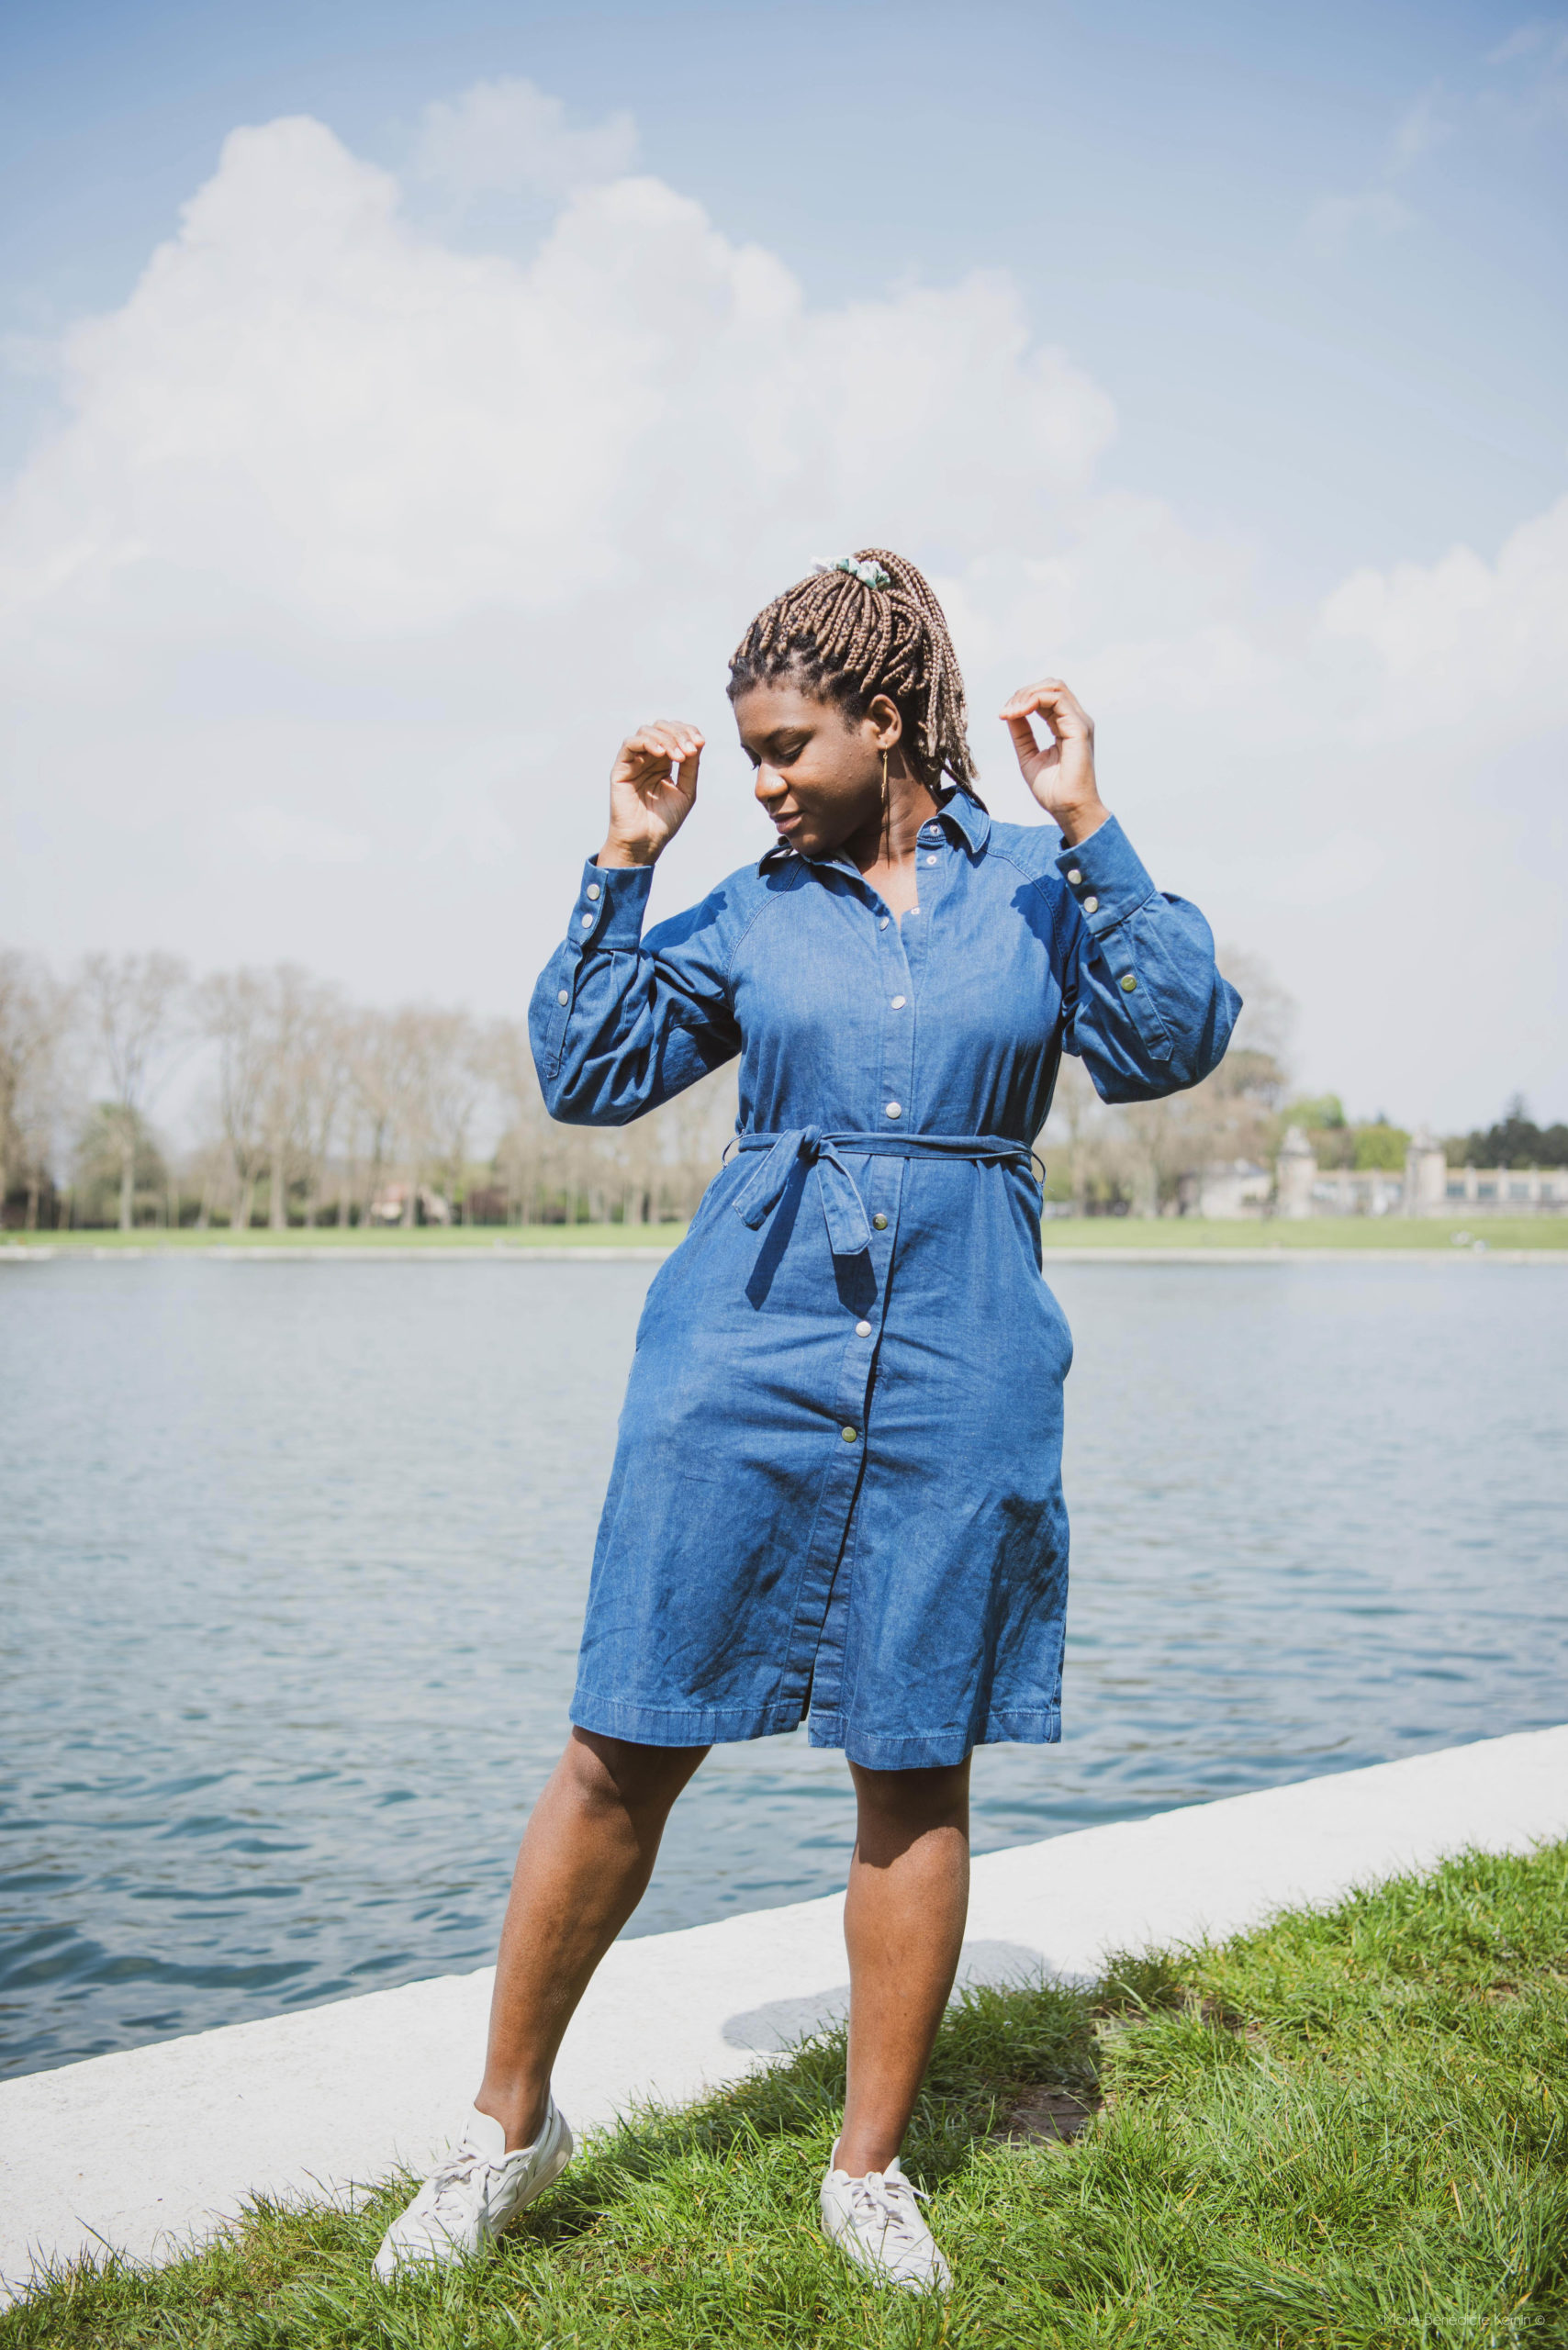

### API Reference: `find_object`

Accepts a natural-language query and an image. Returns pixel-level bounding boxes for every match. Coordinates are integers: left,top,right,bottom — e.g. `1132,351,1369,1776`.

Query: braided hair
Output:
727,547,979,792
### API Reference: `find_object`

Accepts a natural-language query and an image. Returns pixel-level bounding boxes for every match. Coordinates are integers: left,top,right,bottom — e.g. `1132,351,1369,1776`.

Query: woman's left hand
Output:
1000,679,1110,848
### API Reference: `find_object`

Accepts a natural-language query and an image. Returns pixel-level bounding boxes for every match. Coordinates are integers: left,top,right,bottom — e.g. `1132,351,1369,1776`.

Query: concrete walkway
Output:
4,1723,1565,2304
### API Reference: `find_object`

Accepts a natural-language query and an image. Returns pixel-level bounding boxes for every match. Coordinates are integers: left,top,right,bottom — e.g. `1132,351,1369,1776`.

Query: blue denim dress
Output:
531,793,1239,1768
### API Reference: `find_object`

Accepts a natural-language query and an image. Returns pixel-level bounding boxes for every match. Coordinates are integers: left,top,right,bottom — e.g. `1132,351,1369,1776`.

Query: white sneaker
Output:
374,2099,573,2279
820,2140,951,2294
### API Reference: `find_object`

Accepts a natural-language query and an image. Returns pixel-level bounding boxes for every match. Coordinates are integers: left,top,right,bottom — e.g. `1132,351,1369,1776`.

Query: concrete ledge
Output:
3,1724,1565,2303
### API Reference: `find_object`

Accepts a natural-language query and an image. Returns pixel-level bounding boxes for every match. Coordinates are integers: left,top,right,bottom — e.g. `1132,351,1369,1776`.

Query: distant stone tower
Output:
1403,1127,1448,1218
1275,1125,1316,1220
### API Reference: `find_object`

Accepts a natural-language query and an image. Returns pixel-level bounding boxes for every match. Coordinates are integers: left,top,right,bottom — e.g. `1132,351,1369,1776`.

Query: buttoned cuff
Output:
1054,813,1158,938
570,855,654,951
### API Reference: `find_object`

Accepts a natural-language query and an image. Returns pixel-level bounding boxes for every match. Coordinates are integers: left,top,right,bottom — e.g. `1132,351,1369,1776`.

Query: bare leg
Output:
836,1757,971,2177
475,1729,708,2149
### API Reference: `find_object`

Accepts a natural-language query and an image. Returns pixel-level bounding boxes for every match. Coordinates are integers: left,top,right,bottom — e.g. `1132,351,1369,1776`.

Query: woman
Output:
375,550,1238,2293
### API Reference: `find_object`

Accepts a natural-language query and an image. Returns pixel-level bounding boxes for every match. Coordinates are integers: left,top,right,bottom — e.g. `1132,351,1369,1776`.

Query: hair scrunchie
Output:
812,554,891,591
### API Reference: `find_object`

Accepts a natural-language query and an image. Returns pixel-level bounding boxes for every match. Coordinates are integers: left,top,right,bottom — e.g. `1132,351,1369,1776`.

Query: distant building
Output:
1303,1165,1406,1217
1274,1125,1316,1220
1440,1164,1568,1213
1177,1159,1272,1218
1404,1131,1449,1216
1265,1126,1568,1220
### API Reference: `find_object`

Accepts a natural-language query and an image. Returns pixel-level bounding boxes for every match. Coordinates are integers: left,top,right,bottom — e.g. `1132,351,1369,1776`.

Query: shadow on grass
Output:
381,1960,1134,2264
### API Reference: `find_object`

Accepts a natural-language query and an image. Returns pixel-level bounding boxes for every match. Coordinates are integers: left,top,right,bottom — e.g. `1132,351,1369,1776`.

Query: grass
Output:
7,1841,1567,2347
8,1217,1568,1252
0,1225,685,1250
1035,1217,1568,1252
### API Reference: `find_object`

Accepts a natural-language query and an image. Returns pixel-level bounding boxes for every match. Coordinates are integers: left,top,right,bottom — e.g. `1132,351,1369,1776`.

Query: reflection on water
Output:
3,1255,1564,2076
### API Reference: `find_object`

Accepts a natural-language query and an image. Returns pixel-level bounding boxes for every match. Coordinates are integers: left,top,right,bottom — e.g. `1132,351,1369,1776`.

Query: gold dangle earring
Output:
880,746,890,852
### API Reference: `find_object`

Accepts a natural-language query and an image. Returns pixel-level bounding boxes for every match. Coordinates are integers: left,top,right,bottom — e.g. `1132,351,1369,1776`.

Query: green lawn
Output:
7,1216,1567,1252
0,1224,685,1249
1036,1216,1568,1252
7,1841,1566,2347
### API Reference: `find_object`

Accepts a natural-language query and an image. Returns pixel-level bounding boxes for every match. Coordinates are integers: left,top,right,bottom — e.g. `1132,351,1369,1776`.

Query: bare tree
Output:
486,1015,554,1224
78,952,189,1230
241,965,352,1230
348,1006,416,1226
181,1131,234,1233
292,986,353,1227
0,950,80,1228
202,970,272,1231
1038,1057,1099,1213
412,1008,482,1221
257,967,308,1231
658,1063,738,1221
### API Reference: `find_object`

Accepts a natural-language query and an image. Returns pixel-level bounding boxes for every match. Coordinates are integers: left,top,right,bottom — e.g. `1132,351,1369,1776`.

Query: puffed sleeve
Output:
1052,816,1240,1102
529,857,741,1125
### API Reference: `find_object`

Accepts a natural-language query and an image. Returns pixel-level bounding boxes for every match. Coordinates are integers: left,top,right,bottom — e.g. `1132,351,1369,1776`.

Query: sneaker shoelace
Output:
846,2171,929,2255
423,2142,500,2220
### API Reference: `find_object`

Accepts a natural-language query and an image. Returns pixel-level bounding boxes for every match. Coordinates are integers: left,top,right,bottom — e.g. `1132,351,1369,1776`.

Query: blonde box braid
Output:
727,547,979,793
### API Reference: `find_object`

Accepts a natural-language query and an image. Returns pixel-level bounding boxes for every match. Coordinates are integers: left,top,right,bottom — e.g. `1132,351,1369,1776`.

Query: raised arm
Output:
1000,677,1241,1102
529,719,741,1125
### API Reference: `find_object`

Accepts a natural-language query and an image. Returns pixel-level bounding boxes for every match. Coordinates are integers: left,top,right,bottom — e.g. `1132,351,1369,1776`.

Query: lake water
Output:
3,1253,1565,2079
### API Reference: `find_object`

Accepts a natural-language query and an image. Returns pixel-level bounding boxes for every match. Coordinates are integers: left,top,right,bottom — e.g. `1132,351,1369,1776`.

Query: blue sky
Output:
2,0,1564,1123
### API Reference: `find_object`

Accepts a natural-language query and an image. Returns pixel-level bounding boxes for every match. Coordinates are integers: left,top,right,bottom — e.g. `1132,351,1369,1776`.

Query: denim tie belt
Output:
728,1128,1041,1258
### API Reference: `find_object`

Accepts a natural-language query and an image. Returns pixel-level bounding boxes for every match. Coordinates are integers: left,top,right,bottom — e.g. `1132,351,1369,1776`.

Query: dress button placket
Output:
854,888,905,1402
880,889,915,1158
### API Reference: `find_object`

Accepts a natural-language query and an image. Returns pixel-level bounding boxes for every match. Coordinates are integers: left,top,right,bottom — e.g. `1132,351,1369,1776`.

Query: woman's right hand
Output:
596,722,704,868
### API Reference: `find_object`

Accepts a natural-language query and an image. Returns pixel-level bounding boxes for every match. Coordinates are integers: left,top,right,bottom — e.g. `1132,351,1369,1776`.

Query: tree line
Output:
0,949,735,1233
1452,1097,1568,1171
7,939,1535,1232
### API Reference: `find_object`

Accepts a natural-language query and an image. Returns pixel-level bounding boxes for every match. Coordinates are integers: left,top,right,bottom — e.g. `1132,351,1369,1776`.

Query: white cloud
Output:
1303,189,1416,260
0,91,1563,1127
1321,495,1568,729
1484,19,1568,128
1387,88,1450,173
1302,78,1446,259
1486,21,1568,67
1,114,1113,637
415,76,638,201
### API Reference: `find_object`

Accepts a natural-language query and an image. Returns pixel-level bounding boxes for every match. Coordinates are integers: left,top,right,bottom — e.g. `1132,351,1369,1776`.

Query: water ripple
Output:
2,1256,1564,2077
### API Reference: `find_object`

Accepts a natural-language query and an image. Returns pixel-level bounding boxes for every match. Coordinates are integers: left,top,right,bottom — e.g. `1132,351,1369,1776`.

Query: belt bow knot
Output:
732,1126,873,1255
729,1127,1041,1258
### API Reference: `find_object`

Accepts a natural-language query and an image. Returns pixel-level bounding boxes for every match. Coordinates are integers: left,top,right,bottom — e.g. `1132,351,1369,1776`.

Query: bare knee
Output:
849,1758,970,1859
556,1728,707,1828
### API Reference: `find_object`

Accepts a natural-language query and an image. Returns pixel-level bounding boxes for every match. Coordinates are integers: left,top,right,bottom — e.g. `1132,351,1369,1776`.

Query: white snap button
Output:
586,883,600,900
925,854,938,866
557,989,569,1006
580,913,594,929
1066,868,1082,884
1083,895,1099,912
856,1320,872,1337
879,916,890,929
885,1102,902,1118
841,1426,858,1443
890,994,906,1009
